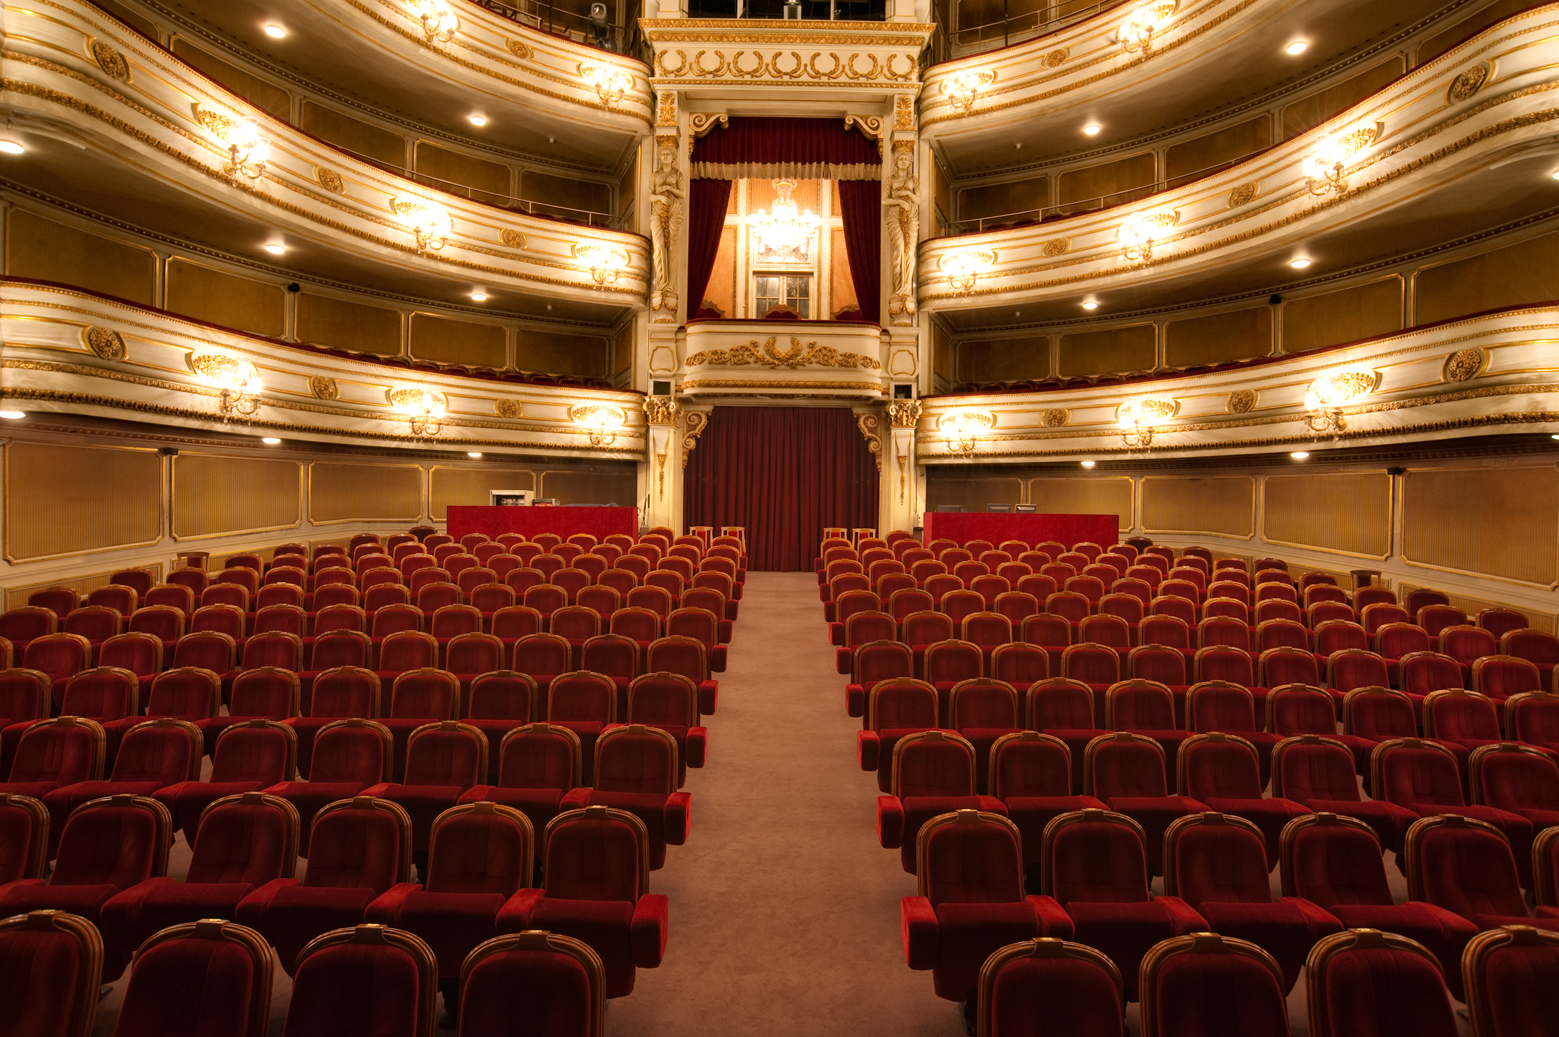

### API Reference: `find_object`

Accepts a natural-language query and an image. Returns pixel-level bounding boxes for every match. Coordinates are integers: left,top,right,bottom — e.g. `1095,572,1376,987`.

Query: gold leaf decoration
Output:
1227,182,1257,208
309,376,339,400
500,229,527,249
685,336,881,370
1042,238,1069,258
506,39,532,60
1449,63,1490,103
886,399,921,428
856,412,883,472
85,326,126,360
315,167,344,194
1042,408,1068,427
1043,48,1069,68
90,40,129,81
192,105,234,140
1227,389,1256,413
1443,348,1484,382
495,399,520,418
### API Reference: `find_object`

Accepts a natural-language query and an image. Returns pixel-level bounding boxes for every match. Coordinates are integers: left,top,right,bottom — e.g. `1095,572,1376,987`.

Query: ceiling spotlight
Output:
470,290,488,302
0,410,25,419
1290,257,1311,269
1285,40,1308,55
1081,460,1096,468
1551,170,1559,180
1551,434,1559,440
467,451,483,458
1081,300,1099,310
1290,451,1310,459
1083,123,1101,135
469,114,488,127
264,243,286,255
262,436,281,445
0,140,24,155
264,24,287,38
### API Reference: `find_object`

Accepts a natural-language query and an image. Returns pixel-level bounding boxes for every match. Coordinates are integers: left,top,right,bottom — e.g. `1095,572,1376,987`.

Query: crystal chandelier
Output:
1304,370,1375,436
411,0,458,43
192,354,263,419
750,179,820,263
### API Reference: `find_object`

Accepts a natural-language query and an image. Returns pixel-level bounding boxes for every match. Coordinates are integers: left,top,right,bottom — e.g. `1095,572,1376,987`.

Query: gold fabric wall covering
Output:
1142,475,1256,538
430,468,536,520
924,476,1027,514
1403,466,1559,586
1058,325,1156,378
296,293,403,356
170,37,291,119
1280,57,1405,139
1166,117,1271,189
539,469,640,507
1263,472,1392,558
960,335,1052,383
299,101,407,167
1414,234,1559,326
4,442,161,561
172,453,302,540
1028,477,1134,530
521,170,612,217
6,209,155,305
1166,307,1272,368
1281,277,1404,354
958,176,1050,225
309,462,423,524
1058,153,1156,215
516,331,610,378
613,325,634,381
409,314,507,368
1419,0,1533,61
165,260,286,339
414,141,511,198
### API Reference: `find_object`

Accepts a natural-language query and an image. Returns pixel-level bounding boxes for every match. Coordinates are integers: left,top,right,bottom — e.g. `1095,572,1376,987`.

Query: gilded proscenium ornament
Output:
643,396,680,425
886,399,922,429
653,50,916,83
1227,389,1256,414
856,412,883,472
649,136,684,316
315,167,345,194
686,336,881,370
681,409,710,467
495,399,520,419
893,95,915,131
886,140,919,326
1042,408,1067,427
1449,63,1491,103
939,410,995,453
574,243,629,287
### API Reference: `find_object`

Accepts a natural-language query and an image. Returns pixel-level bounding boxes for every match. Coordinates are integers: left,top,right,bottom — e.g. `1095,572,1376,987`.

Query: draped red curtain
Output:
684,178,733,320
691,116,881,179
836,180,882,325
684,407,879,572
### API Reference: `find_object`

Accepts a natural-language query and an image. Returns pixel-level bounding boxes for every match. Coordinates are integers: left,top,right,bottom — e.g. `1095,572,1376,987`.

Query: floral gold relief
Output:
309,376,339,401
314,167,345,194
1449,63,1491,103
681,410,710,467
89,40,129,82
499,229,527,249
687,336,881,370
84,327,126,361
856,412,883,472
1228,389,1257,414
495,399,520,418
1443,348,1485,382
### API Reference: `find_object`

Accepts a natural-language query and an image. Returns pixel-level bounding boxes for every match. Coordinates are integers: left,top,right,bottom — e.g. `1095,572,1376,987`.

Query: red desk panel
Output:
922,512,1118,549
447,506,638,542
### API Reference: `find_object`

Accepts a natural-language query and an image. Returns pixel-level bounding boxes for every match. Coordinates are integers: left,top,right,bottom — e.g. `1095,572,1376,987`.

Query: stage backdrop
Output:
685,406,878,572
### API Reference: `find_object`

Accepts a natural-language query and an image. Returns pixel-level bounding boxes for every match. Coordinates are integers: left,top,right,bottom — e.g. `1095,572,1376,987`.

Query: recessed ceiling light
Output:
0,140,24,155
1290,257,1311,269
0,410,25,419
264,243,286,255
1285,40,1307,55
262,437,281,445
1552,434,1559,440
264,24,287,38
1081,460,1096,468
470,290,488,302
1290,451,1310,459
469,114,488,127
1083,123,1101,136
1551,170,1559,180
547,136,555,144
467,451,483,458
1014,142,1023,150
1081,300,1098,310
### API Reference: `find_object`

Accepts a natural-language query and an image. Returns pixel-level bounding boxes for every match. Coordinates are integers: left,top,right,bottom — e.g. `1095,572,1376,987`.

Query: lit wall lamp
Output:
1118,210,1178,261
938,410,995,454
574,244,628,287
191,354,263,419
571,404,627,446
1118,1,1177,54
941,68,996,113
941,248,996,293
1118,397,1176,449
395,200,453,253
581,64,632,108
391,387,447,437
1304,369,1376,436
223,118,269,180
411,0,458,42
1302,124,1380,196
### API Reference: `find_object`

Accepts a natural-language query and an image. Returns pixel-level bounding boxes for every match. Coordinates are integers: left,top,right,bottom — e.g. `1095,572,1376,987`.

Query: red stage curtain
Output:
685,178,733,319
836,179,882,325
685,407,879,572
691,117,880,180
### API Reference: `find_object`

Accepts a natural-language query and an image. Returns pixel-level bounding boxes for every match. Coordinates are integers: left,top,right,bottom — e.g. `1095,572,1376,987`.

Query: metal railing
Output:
682,0,888,19
470,0,650,62
942,0,1130,59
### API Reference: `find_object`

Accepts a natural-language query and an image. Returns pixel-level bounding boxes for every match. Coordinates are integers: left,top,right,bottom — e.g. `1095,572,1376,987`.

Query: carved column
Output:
884,398,921,533
642,395,682,532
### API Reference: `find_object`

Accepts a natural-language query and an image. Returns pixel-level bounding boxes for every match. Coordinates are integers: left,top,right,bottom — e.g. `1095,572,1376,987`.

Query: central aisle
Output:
607,571,958,1035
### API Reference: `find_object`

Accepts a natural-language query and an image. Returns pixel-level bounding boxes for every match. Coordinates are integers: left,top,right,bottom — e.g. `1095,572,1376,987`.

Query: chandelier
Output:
1119,398,1175,449
1118,211,1177,261
223,119,269,180
941,248,996,293
192,354,263,419
391,387,447,437
571,404,627,446
1302,126,1379,196
941,68,995,113
574,244,628,287
939,410,995,454
395,201,453,253
411,0,458,42
1119,1,1176,53
750,179,820,263
581,64,632,108
1304,370,1375,436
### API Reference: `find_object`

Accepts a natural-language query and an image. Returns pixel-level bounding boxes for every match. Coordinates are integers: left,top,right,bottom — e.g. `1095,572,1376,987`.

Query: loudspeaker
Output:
1386,466,1406,476
158,447,179,456
652,380,672,396
893,383,914,399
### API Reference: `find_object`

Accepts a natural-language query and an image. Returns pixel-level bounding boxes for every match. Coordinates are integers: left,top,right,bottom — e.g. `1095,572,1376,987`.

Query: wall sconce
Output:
941,248,996,293
1302,125,1380,196
1118,210,1178,261
581,64,632,108
222,119,269,180
1118,397,1176,449
394,200,453,253
411,0,458,42
391,387,447,437
1119,1,1176,53
941,68,996,113
574,244,628,287
1304,369,1376,436
570,404,627,446
191,354,263,419
938,410,995,454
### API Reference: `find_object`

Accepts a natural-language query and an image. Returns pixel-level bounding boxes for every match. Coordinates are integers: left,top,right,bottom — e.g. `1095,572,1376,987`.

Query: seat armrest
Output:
234,877,301,928
632,893,670,967
877,795,904,849
560,787,593,810
901,896,938,969
824,601,837,622
363,883,424,925
845,683,865,718
709,645,727,673
717,619,734,643
665,792,691,844
1026,895,1076,939
829,622,845,646
686,727,708,768
495,887,546,931
976,795,1007,815
698,680,718,716
858,731,881,772
836,647,853,675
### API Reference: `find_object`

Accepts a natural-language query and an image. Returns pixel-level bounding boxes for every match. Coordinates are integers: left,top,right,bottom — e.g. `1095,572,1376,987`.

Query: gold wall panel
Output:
1058,152,1156,216
1142,475,1255,538
165,259,285,339
539,468,638,506
408,313,507,368
706,226,737,315
925,476,1026,514
958,176,1049,224
4,443,161,561
93,0,157,37
296,293,402,356
930,156,952,230
6,209,156,306
1419,0,1533,62
1263,471,1391,558
430,467,536,519
170,38,292,120
612,324,634,380
517,330,607,378
309,462,422,524
959,335,1051,383
5,565,162,611
414,141,511,198
617,151,639,218
521,171,611,218
300,101,406,167
1165,306,1272,368
172,453,301,540
1166,116,1270,188
1028,476,1134,529
1282,277,1403,354
932,324,955,384
1414,234,1559,327
1402,466,1559,586
830,228,858,316
1281,57,1405,140
1058,324,1156,377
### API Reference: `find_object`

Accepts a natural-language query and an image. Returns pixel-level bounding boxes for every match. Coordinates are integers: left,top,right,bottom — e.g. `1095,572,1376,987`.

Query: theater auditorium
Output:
1,0,1558,1033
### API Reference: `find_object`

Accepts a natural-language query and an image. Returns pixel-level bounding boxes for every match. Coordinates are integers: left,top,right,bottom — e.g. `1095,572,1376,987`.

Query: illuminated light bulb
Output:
469,114,488,126
1290,257,1311,269
262,437,281,445
1080,460,1096,468
1081,300,1099,310
1291,451,1310,459
0,139,27,155
264,243,286,255
1083,123,1101,135
1285,40,1307,55
470,290,488,302
0,410,25,419
467,451,483,458
264,24,287,38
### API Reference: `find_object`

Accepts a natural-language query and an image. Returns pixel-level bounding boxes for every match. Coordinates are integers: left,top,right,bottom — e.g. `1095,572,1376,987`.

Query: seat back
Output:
645,636,709,684
1462,926,1559,1037
548,671,616,724
389,669,459,721
891,730,978,798
1085,733,1169,799
426,802,533,896
1271,735,1363,804
108,719,202,784
1041,808,1151,904
867,678,938,732
1026,678,1095,731
308,667,380,719
402,722,487,790
1371,738,1466,809
9,716,105,786
303,797,413,892
1305,929,1457,1037
1105,679,1176,731
52,794,171,889
949,678,1019,731
377,630,438,673
310,720,393,785
1194,645,1254,687
989,643,1048,688
1400,651,1465,700
626,672,699,728
1269,684,1338,736
211,721,297,785
1162,812,1272,905
287,925,437,1037
542,805,650,902
1177,733,1263,800
915,809,1025,907
988,732,1072,799
0,794,49,882
1473,656,1542,702
1062,643,1120,688
513,633,572,677
467,671,536,723
1341,686,1417,742
497,725,582,791
925,640,984,687
1185,681,1257,734
593,724,679,796
1404,815,1529,919
60,666,138,722
903,611,954,647
1278,812,1392,907
146,667,222,721
0,909,104,1036
1507,691,1559,746
1470,743,1559,813
1423,689,1500,742
188,792,300,886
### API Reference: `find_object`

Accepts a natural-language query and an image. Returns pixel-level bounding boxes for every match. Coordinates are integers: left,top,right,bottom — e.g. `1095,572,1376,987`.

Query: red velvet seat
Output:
1027,678,1108,792
1504,629,1559,690
844,640,915,717
859,678,940,792
976,938,1125,1037
1280,812,1478,995
105,669,220,758
564,724,691,870
287,665,380,779
547,671,616,786
457,930,605,1037
462,671,537,781
381,669,461,782
1421,688,1506,763
1472,742,1559,830
1474,655,1543,703
1271,682,1378,769
1462,925,1559,1037
2,910,104,1036
495,805,669,998
364,722,489,856
1041,809,1206,999
990,643,1048,690
22,634,91,707
1506,691,1559,754
1176,733,1307,866
100,793,299,955
1106,679,1193,768
280,923,438,1035
1403,814,1559,932
1062,644,1121,723
1441,624,1497,674
459,723,583,839
375,630,439,690
1084,733,1206,876
646,636,718,717
42,718,202,842
1162,812,1341,992
265,719,392,856
877,731,1005,875
1271,733,1418,853
199,667,299,757
622,672,706,788
156,720,297,836
54,667,137,758
1305,929,1458,1037
990,731,1106,881
0,716,106,803
1259,647,1321,690
924,640,986,726
0,793,48,884
948,678,1020,783
513,632,573,702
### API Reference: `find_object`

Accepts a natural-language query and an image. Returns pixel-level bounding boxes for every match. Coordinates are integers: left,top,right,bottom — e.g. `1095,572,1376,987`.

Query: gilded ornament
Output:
681,409,710,466
192,106,234,140
85,326,126,361
844,114,885,153
686,336,881,370
1443,348,1485,382
856,412,883,472
506,39,532,59
1449,63,1490,103
655,48,914,82
89,40,129,81
500,229,527,249
1227,389,1256,414
1042,408,1067,427
1043,48,1069,68
315,166,345,194
655,92,677,126
495,399,520,418
1041,238,1069,258
886,399,921,428
643,396,680,424
1227,182,1257,208
309,375,339,400
894,95,915,130
897,454,909,505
